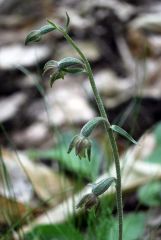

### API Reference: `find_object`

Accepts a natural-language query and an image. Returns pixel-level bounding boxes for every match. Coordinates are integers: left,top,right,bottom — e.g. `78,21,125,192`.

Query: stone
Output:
84,70,133,108
56,41,101,62
0,44,50,70
0,93,26,122
13,123,49,148
27,77,95,125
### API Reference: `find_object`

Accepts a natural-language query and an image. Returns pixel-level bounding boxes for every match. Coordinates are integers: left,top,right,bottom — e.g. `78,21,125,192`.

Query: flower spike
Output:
67,135,91,161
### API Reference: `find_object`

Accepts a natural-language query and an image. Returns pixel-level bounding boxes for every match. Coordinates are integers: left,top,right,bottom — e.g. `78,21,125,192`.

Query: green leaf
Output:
145,121,161,164
144,122,161,164
153,121,161,143
58,57,83,69
81,117,107,137
123,213,146,240
89,212,146,240
138,181,161,207
24,223,83,240
40,25,56,35
145,146,161,164
65,11,70,31
110,125,137,144
25,30,41,45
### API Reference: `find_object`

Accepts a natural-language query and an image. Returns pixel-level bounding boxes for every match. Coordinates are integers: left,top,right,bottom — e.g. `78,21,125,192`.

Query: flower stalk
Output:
25,17,124,240
59,28,123,240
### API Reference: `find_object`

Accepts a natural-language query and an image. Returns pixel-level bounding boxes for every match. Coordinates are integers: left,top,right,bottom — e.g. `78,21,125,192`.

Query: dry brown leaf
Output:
0,195,27,224
0,148,73,225
19,130,161,235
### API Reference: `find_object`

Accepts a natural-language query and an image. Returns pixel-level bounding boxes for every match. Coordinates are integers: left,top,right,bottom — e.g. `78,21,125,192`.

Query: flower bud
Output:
67,135,91,161
40,25,56,35
25,30,41,45
58,57,83,69
67,117,109,162
92,177,116,197
76,193,99,211
43,57,84,87
49,71,65,87
43,60,64,87
44,60,59,74
80,117,108,137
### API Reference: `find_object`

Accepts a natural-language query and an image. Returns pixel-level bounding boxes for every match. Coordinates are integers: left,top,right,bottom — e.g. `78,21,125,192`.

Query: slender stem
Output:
63,33,109,120
62,31,123,240
108,129,123,240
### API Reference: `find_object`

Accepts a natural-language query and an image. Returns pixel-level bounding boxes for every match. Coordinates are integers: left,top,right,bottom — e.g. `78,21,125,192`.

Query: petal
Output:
76,193,92,209
87,144,91,161
75,138,84,156
43,60,58,74
67,135,79,154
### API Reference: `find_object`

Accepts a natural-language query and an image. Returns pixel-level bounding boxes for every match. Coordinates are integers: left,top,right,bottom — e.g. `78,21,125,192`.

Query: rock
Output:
84,70,133,108
116,34,135,73
127,28,161,59
0,44,50,70
85,61,161,109
0,15,28,29
127,11,161,58
56,40,101,62
0,0,5,4
147,35,161,58
80,0,135,21
140,60,161,98
0,93,26,122
129,13,161,33
13,123,49,148
124,0,158,6
0,29,26,45
0,0,49,20
0,149,33,203
0,148,72,205
126,28,151,59
17,74,40,88
27,77,95,125
0,147,73,224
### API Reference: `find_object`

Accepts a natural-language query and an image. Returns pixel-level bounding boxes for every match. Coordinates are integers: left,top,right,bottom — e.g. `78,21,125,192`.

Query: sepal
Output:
92,177,116,196
25,30,41,45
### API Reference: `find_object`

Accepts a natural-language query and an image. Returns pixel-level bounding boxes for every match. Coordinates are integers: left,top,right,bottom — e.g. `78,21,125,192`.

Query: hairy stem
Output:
62,30,123,240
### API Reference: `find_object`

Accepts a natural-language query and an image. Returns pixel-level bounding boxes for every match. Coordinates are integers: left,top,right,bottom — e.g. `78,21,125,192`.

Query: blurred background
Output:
1,0,161,148
1,0,161,239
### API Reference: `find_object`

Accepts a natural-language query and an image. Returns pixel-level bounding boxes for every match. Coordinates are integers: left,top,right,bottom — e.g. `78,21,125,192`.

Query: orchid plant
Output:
25,13,137,240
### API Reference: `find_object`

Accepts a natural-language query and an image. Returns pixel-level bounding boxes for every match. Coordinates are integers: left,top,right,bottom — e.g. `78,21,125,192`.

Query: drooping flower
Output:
67,134,91,161
43,57,84,87
76,193,99,211
76,177,116,211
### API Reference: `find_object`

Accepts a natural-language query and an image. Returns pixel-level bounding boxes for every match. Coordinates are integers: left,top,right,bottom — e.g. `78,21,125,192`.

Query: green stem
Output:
62,30,123,240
